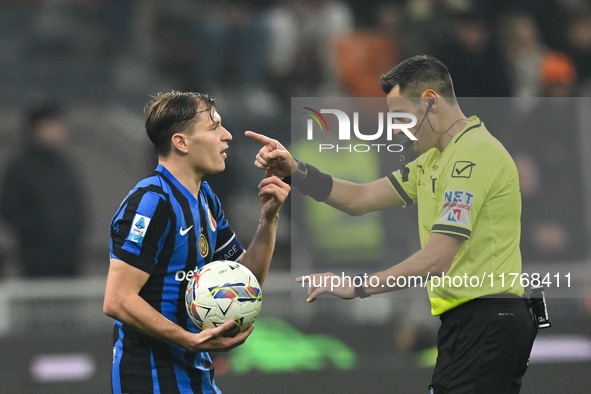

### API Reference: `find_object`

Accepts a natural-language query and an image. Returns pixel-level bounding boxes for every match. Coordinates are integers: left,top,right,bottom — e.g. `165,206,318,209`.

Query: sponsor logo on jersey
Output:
179,225,193,236
128,214,151,244
439,190,474,227
175,268,195,282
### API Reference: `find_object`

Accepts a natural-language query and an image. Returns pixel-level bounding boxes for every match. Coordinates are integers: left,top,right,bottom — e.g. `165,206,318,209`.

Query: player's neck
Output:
159,158,202,198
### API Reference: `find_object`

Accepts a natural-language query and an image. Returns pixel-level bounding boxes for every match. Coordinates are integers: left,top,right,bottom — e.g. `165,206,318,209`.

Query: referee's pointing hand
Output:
245,131,295,178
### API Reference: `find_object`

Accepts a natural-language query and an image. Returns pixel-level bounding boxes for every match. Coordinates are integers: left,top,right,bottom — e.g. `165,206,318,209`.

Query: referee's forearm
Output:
364,233,462,296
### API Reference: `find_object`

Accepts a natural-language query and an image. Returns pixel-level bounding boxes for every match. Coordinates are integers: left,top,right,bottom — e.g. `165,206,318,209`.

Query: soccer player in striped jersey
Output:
103,91,290,394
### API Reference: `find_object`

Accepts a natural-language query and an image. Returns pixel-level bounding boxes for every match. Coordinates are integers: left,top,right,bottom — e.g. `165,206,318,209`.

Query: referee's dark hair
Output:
380,55,457,103
145,91,216,157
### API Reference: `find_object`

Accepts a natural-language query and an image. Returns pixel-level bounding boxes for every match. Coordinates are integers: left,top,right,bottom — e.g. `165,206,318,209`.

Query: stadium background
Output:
0,0,590,392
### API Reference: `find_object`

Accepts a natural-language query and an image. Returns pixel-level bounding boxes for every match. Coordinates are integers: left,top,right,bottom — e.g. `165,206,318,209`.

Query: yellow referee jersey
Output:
387,116,524,315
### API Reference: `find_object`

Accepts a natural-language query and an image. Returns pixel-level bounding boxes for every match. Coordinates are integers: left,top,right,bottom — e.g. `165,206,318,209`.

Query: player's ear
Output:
171,132,189,154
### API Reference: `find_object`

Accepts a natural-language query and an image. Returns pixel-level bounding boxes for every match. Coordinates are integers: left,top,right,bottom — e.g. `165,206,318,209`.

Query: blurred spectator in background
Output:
0,102,87,277
499,12,548,97
266,0,354,96
437,9,511,97
539,52,577,97
192,0,270,91
334,3,401,97
566,11,591,92
512,53,587,262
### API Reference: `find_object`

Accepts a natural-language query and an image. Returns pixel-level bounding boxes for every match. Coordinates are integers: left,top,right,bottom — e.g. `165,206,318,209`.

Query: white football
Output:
185,260,262,335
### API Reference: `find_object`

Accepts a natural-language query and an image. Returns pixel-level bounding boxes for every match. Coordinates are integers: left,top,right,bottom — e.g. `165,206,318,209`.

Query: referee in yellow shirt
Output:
247,55,537,393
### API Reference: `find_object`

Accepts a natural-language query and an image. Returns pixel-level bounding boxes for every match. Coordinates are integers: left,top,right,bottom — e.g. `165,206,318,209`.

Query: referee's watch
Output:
353,274,371,299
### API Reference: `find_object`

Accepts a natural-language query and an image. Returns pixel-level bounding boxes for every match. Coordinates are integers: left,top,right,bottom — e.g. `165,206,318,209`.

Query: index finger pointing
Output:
245,131,273,145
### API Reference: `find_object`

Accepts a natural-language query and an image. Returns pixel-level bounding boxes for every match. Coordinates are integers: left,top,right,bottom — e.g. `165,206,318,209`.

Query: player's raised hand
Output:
258,171,290,221
296,272,355,303
245,131,295,178
190,320,254,352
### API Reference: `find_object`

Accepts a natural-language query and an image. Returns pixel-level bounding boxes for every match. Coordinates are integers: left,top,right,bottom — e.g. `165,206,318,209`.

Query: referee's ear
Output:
171,132,190,154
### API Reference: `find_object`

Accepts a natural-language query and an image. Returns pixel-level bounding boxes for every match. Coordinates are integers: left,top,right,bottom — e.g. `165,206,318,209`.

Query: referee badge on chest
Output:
199,232,209,257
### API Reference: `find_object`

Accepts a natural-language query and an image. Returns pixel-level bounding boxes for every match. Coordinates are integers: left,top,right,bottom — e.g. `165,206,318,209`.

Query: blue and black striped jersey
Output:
109,164,245,394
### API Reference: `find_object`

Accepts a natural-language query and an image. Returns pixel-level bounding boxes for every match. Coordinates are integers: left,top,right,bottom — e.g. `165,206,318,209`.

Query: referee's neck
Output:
436,107,469,151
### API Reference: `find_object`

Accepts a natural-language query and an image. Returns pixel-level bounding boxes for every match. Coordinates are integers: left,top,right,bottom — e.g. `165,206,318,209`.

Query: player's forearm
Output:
240,216,278,286
104,292,193,350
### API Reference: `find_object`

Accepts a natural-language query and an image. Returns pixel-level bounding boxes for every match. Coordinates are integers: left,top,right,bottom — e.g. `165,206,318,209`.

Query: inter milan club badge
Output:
199,233,209,257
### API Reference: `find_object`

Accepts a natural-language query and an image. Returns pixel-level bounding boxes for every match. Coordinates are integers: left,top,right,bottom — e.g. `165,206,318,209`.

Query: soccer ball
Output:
185,260,262,335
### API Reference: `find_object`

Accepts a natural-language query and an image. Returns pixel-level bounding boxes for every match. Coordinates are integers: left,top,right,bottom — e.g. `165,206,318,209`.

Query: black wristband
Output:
353,274,370,299
292,158,333,202
291,158,308,182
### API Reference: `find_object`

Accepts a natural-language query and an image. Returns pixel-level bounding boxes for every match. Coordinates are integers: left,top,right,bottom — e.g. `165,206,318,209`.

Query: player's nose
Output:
222,127,232,141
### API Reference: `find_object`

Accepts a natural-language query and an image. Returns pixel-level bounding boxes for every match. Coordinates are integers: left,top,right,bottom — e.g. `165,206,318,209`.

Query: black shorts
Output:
429,296,537,394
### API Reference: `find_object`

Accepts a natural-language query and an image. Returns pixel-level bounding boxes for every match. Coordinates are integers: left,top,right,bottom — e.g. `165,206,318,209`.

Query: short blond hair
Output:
145,91,216,157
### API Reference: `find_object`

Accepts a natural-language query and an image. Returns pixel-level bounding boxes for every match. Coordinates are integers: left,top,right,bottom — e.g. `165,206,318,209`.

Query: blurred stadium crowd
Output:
1,0,590,277
4,0,591,102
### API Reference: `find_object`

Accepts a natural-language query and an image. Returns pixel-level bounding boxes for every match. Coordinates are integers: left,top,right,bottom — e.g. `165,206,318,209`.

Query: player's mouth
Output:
221,146,229,159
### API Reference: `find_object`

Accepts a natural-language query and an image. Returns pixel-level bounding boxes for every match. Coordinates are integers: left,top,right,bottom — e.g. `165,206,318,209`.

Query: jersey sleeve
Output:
110,191,170,274
206,189,246,262
385,158,420,207
431,156,490,240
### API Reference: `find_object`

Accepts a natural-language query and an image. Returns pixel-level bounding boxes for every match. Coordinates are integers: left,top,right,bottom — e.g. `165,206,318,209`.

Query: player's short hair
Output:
145,91,216,157
380,55,456,102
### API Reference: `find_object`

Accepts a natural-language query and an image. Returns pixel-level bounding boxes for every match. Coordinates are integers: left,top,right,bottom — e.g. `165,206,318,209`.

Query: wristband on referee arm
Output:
288,157,333,202
353,274,371,299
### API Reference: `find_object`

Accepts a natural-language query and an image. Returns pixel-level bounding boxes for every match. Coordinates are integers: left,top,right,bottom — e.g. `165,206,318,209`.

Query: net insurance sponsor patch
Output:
127,214,151,244
439,190,474,227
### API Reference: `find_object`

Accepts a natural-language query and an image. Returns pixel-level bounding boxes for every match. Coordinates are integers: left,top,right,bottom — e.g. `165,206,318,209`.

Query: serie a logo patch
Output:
127,214,151,244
